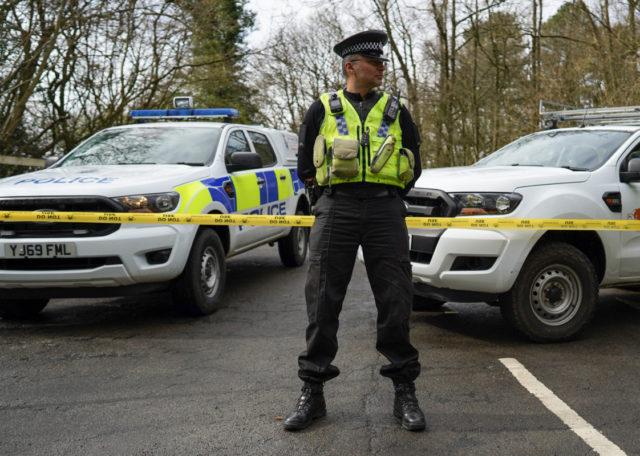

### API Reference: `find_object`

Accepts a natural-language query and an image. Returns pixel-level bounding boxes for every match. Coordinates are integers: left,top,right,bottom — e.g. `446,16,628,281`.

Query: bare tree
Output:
31,0,193,156
1,0,250,174
0,0,76,155
248,9,348,131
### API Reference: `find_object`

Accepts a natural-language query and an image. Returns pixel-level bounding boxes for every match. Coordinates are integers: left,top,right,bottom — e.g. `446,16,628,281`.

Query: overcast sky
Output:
246,0,310,47
245,0,571,48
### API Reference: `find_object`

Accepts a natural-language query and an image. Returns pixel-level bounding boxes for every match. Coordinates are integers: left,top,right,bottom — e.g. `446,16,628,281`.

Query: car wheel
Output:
500,242,598,342
278,209,309,267
172,229,226,316
413,295,445,311
0,299,49,319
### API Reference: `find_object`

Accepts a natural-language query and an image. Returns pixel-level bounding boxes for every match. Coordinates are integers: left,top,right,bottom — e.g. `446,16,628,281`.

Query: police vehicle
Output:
0,98,310,318
405,102,640,342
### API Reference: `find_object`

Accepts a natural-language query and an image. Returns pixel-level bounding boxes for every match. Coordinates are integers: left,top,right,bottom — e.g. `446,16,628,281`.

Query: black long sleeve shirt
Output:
297,89,422,196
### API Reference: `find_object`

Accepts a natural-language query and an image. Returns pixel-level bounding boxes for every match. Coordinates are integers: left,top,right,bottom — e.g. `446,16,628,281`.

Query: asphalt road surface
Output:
1,245,639,456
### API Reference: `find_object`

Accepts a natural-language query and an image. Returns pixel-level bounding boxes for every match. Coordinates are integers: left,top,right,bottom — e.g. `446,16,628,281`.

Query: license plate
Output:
4,242,77,258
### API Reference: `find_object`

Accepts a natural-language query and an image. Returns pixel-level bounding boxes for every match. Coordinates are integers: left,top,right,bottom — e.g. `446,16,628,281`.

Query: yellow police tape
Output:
3,210,640,230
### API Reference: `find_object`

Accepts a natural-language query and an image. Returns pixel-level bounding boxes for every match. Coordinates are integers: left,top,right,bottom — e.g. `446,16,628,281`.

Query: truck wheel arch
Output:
200,210,230,256
499,229,605,300
535,230,605,283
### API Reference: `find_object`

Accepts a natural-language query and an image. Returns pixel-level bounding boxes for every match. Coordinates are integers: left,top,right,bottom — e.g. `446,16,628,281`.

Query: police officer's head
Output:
334,30,388,82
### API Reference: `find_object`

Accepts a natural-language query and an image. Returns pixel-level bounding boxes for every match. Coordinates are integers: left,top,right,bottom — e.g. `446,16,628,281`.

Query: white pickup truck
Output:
406,109,640,342
0,106,309,319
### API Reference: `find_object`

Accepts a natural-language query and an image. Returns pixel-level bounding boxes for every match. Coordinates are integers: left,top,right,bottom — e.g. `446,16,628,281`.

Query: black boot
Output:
393,382,426,431
283,382,326,431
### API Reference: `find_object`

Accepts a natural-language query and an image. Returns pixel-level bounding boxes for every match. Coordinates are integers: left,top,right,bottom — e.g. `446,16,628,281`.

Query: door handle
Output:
257,177,265,186
279,174,286,181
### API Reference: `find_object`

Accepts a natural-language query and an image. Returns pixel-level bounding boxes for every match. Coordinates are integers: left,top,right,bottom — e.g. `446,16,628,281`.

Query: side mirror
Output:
226,152,263,171
620,157,640,182
44,156,60,168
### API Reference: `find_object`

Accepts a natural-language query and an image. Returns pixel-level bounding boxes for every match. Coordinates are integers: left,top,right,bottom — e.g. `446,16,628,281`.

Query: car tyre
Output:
278,209,309,267
0,299,49,319
500,242,598,342
172,229,226,316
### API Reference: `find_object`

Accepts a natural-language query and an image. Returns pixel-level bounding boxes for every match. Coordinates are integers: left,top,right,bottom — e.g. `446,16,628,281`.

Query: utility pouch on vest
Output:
313,135,326,168
370,135,396,174
313,135,330,185
398,148,415,183
330,137,360,178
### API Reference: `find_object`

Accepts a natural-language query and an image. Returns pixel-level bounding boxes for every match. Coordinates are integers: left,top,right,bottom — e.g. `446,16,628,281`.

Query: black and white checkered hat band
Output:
340,41,383,57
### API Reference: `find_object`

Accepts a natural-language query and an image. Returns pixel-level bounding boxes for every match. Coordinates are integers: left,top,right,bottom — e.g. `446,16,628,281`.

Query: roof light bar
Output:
130,108,239,120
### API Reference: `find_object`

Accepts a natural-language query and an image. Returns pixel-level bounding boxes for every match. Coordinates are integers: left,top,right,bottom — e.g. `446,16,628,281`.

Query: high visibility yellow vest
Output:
317,89,405,187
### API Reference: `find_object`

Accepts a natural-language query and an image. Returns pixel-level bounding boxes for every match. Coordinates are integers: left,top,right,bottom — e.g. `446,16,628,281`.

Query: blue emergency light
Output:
130,108,239,120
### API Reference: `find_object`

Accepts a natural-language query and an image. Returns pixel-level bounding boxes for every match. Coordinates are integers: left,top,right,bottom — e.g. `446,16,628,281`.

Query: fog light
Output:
451,256,497,271
145,248,172,265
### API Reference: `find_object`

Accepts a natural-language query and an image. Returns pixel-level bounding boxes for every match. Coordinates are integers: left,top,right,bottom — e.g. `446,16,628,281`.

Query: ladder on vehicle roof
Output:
539,100,640,127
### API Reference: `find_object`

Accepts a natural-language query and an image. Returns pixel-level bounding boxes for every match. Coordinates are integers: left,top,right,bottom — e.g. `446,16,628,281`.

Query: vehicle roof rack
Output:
539,99,640,128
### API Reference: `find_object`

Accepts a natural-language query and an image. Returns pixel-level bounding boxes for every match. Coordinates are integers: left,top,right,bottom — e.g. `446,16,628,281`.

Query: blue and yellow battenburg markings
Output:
174,168,303,214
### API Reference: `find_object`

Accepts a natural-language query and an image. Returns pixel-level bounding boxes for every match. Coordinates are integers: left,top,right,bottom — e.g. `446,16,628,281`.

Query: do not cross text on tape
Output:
3,210,640,231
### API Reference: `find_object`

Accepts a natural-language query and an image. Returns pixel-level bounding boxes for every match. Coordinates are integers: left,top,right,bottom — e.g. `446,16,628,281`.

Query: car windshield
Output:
59,126,221,166
474,130,632,171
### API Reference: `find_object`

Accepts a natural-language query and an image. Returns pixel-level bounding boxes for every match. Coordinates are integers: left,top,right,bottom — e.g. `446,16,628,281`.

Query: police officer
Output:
283,30,425,432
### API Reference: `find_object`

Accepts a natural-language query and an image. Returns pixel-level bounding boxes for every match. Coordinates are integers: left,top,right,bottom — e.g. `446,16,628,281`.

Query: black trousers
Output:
297,186,420,384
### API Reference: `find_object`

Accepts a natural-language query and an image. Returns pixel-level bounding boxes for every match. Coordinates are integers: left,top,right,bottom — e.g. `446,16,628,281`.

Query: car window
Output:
247,131,276,167
59,126,220,166
224,130,250,165
475,130,632,171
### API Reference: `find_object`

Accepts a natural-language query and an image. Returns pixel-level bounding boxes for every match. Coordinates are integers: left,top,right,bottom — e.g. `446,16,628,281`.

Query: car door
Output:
618,139,640,278
223,128,264,248
245,129,291,240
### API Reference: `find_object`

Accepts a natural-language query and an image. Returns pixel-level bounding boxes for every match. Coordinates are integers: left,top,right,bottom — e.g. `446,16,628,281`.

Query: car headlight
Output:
450,192,522,215
112,192,180,213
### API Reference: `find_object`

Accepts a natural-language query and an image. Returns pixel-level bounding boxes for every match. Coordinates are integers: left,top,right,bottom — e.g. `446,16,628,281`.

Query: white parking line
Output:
500,357,626,456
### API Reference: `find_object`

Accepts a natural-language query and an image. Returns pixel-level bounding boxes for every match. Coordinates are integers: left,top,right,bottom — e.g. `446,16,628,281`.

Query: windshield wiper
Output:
175,161,205,166
116,162,156,165
561,165,590,171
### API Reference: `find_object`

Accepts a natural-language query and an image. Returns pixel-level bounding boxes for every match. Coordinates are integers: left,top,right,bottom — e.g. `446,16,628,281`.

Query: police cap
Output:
333,30,389,61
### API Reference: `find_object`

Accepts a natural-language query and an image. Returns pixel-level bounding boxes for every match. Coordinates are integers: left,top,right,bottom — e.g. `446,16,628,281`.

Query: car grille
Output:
404,188,458,217
404,189,457,264
0,197,123,238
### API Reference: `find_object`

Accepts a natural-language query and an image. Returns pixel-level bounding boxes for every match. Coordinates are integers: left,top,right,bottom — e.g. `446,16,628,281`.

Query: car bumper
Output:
0,224,196,288
409,227,536,296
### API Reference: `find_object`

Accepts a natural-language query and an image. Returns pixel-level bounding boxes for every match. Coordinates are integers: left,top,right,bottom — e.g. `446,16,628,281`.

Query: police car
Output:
0,99,310,318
